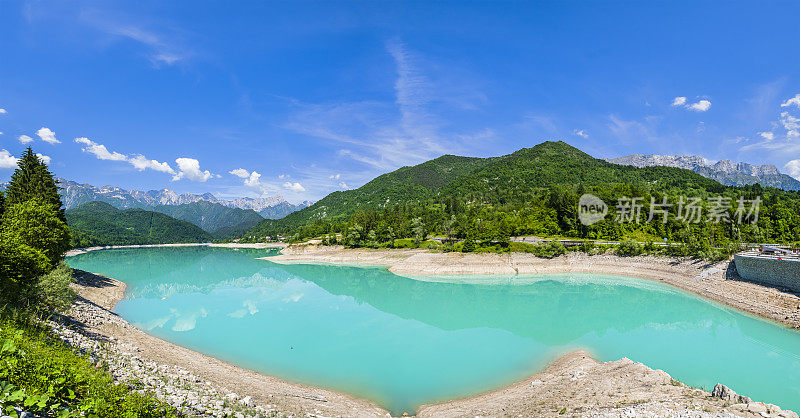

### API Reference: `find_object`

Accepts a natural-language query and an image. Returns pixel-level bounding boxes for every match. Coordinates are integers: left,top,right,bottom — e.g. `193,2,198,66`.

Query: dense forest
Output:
244,142,800,259
67,201,213,247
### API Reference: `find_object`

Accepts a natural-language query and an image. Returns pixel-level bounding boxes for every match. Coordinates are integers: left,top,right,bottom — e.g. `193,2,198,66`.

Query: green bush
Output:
0,316,177,417
0,243,51,309
1,199,71,269
461,238,475,252
35,263,76,314
616,239,643,257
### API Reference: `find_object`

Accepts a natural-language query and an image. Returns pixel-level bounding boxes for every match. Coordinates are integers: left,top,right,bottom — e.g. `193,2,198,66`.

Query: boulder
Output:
711,383,752,404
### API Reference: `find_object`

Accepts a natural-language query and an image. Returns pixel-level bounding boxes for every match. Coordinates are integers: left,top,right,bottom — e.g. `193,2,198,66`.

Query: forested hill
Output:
67,201,213,247
245,141,725,237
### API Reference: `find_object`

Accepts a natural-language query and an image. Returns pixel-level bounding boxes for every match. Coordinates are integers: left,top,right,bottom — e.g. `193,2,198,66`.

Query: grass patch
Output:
0,315,177,417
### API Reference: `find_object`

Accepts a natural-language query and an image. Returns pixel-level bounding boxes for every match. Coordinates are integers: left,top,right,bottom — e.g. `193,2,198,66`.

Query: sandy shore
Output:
65,242,286,257
60,245,800,417
268,245,800,329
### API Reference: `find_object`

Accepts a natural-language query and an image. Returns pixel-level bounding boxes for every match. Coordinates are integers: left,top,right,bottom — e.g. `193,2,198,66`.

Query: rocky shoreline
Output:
53,248,800,417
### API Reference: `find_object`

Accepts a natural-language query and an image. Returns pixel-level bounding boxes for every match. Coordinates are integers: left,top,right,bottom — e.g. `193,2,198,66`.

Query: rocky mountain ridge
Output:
607,154,800,190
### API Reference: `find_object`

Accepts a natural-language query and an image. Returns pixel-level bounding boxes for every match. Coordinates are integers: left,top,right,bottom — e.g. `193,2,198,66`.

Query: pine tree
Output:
4,147,66,222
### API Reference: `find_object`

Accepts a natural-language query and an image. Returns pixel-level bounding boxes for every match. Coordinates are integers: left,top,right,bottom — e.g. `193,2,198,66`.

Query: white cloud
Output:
229,168,250,178
0,108,7,114
758,131,775,141
75,137,174,174
785,160,800,180
173,158,212,182
329,173,341,180
781,94,800,108
781,112,800,131
573,129,588,138
75,137,128,161
18,135,34,144
229,168,262,187
283,181,306,192
688,99,711,112
36,153,51,164
338,182,349,190
129,154,175,174
37,127,60,144
0,150,19,169
671,97,687,106
244,171,261,187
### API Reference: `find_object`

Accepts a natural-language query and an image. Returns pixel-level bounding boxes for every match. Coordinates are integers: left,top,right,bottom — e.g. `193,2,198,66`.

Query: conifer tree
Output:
4,147,65,222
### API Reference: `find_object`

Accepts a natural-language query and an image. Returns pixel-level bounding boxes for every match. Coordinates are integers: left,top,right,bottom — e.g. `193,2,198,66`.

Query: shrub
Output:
0,243,51,309
616,239,643,257
461,239,475,253
35,263,76,314
1,199,71,268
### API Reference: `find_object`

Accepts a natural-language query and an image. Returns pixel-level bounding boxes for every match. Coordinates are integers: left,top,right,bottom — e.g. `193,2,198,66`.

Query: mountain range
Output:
606,155,800,191
55,178,311,238
58,178,312,216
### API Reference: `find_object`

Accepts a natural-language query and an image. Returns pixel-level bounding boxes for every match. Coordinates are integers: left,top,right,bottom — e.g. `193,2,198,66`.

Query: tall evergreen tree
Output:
4,147,65,222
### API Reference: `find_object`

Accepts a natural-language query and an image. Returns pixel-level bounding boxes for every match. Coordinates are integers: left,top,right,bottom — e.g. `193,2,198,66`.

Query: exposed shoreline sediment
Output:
59,246,800,417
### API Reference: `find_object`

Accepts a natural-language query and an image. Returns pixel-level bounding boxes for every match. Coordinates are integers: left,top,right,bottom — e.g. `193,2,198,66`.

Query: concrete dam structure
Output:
734,248,800,293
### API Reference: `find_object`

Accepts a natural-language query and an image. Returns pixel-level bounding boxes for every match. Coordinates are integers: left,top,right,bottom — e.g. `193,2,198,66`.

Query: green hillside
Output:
151,201,264,238
67,202,213,247
244,141,800,254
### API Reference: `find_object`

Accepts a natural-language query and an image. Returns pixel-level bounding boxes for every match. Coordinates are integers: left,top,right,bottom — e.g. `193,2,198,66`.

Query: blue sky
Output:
2,1,800,203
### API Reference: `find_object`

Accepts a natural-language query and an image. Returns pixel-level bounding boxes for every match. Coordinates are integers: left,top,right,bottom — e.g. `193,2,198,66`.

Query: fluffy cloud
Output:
0,109,7,114
75,137,128,161
129,155,175,174
671,97,711,112
36,153,51,164
229,168,250,178
75,137,175,174
758,131,775,141
338,182,349,190
18,135,34,144
173,158,212,182
688,100,711,112
0,150,19,169
573,129,589,138
781,94,800,109
785,160,800,180
244,171,261,187
37,127,60,144
229,168,262,187
329,173,341,180
781,112,800,131
283,181,306,192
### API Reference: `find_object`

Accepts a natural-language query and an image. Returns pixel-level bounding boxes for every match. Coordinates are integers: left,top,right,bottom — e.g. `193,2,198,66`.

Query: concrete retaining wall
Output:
734,254,800,293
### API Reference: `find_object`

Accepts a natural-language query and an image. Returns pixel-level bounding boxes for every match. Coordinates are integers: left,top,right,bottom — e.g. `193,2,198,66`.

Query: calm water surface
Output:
67,247,800,414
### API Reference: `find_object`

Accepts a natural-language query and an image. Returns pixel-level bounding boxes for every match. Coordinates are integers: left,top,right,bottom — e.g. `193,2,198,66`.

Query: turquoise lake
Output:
67,246,800,415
